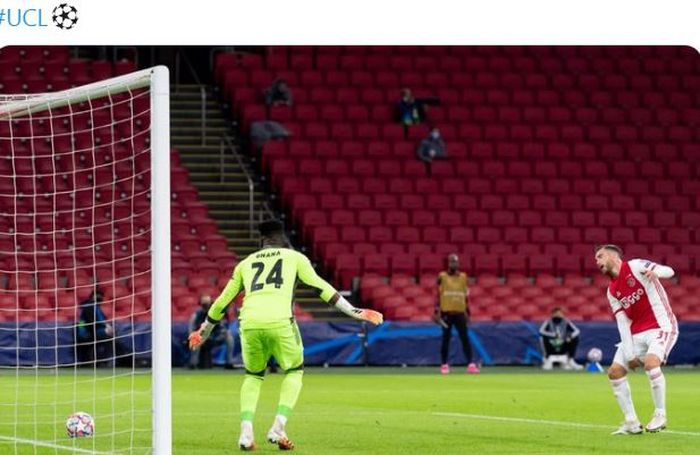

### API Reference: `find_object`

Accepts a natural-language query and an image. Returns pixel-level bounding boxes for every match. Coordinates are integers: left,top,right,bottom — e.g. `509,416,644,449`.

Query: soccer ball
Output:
52,4,79,30
587,347,603,363
65,412,94,438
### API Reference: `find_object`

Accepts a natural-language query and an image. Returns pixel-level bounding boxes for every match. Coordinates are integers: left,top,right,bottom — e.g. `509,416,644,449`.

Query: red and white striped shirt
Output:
607,259,676,334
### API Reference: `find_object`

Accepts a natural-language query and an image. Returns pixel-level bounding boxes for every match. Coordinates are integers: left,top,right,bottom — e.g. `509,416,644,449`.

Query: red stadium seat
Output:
208,45,700,315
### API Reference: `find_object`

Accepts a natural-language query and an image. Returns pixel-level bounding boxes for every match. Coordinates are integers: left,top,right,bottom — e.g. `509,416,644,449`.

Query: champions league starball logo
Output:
52,4,78,30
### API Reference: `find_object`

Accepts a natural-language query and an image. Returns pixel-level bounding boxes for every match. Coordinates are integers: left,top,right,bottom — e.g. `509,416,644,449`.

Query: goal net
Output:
0,67,171,454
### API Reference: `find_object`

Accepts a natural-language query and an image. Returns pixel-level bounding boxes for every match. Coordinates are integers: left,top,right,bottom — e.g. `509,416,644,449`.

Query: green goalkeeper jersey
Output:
207,247,337,329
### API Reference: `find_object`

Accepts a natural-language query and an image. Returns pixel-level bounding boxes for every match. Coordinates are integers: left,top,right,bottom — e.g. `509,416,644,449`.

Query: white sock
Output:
610,377,638,422
274,414,287,429
646,367,666,415
241,420,253,434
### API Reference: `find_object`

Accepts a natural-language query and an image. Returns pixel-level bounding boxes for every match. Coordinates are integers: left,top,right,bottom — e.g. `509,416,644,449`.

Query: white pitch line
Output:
432,412,700,437
0,435,113,454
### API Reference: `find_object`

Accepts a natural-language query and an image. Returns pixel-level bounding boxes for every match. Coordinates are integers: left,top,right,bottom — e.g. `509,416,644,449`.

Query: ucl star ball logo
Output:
52,4,78,30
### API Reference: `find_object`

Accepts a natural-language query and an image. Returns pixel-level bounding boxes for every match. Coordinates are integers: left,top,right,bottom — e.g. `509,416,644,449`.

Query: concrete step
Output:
186,164,242,173
210,209,260,220
176,153,242,165
191,178,257,188
172,120,227,130
171,109,226,120
170,84,212,91
189,174,252,185
171,125,226,135
170,97,221,111
214,219,261,229
191,182,255,192
175,145,233,153
215,218,258,229
198,190,265,201
204,200,262,211
223,232,258,241
193,184,258,195
171,135,227,146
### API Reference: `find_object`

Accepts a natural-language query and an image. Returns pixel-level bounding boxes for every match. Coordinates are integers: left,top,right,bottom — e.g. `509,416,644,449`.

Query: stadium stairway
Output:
170,83,339,320
170,83,262,257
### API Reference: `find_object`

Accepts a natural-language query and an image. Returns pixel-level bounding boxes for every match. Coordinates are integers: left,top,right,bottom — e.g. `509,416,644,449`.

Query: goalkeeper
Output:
188,220,383,451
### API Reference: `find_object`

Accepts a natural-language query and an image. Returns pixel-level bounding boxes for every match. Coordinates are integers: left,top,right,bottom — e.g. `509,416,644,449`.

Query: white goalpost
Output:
0,66,171,454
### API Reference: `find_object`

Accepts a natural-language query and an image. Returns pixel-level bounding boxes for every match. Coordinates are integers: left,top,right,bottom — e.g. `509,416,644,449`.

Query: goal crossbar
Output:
0,68,155,119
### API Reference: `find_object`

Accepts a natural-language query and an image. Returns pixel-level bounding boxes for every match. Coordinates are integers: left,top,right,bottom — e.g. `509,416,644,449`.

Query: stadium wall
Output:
2,321,698,367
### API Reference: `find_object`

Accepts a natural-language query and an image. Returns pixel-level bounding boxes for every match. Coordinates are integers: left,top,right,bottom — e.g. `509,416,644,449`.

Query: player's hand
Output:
188,322,211,351
641,268,658,280
187,330,203,350
360,309,383,326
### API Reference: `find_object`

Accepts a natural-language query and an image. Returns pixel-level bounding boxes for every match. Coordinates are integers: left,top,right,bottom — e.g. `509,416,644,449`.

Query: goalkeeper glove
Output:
358,308,384,326
188,321,215,350
334,296,383,325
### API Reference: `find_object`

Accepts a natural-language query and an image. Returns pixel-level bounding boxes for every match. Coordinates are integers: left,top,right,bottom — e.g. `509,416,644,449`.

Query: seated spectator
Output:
539,307,582,370
264,78,293,106
416,127,447,175
397,88,424,125
188,295,235,369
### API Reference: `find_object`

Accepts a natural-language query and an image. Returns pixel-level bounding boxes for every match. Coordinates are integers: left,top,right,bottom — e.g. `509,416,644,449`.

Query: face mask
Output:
552,317,563,323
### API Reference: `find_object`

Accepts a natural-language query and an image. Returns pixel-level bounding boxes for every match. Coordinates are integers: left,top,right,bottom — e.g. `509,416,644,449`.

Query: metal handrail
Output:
219,135,255,237
174,51,207,145
200,87,206,146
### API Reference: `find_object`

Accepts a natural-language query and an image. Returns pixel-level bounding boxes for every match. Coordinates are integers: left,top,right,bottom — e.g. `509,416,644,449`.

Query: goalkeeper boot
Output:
239,421,256,451
610,419,643,435
267,420,294,451
645,412,667,433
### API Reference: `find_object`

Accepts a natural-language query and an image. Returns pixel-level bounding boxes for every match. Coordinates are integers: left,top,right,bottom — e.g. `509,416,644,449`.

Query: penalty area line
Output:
432,412,700,437
0,435,113,454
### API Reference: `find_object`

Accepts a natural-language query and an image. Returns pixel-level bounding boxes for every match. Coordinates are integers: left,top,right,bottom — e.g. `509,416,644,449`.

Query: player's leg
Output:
95,337,113,368
267,323,304,450
565,337,582,370
454,314,478,373
608,346,642,435
440,315,453,373
188,343,200,369
239,329,271,450
643,329,678,432
541,337,555,370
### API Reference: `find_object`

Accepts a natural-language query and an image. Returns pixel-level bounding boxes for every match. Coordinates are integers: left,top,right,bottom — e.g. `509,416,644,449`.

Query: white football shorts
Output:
613,328,679,368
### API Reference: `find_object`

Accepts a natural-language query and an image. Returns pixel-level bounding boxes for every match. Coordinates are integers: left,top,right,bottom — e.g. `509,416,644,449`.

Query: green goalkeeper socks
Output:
277,370,304,417
240,374,264,422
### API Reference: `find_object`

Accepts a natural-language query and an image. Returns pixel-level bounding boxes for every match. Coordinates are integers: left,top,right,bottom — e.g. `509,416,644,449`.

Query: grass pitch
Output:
1,366,699,454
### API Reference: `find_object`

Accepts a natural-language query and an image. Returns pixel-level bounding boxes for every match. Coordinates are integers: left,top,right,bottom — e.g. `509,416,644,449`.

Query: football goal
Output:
0,66,171,454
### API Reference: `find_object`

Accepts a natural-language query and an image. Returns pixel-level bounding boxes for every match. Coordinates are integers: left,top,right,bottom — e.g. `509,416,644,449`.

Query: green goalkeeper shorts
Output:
240,321,303,373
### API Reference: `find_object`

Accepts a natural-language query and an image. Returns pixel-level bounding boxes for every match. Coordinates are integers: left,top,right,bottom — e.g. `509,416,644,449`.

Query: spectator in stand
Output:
264,78,293,107
188,295,235,369
539,307,583,370
416,127,447,175
397,88,424,125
